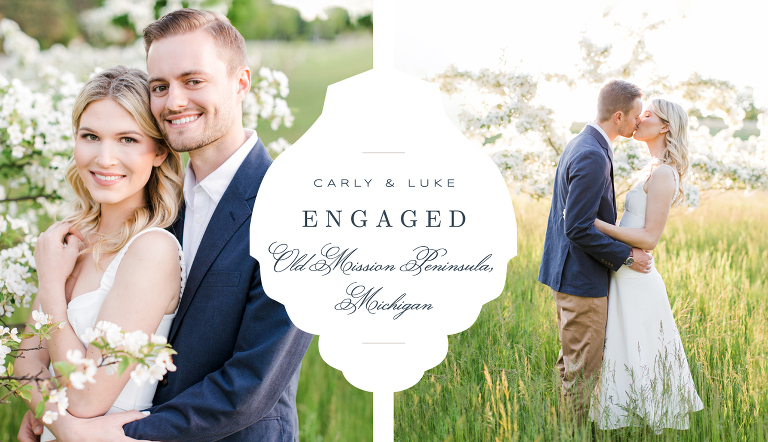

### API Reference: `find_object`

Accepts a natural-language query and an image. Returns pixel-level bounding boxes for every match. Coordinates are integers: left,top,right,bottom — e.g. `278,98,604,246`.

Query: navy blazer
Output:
124,139,313,441
538,124,631,298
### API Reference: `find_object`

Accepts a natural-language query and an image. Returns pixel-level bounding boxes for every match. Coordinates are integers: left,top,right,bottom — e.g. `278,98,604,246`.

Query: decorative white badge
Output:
250,3,516,440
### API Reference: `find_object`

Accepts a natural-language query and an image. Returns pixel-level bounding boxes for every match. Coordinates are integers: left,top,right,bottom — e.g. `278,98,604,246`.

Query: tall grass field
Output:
395,191,768,442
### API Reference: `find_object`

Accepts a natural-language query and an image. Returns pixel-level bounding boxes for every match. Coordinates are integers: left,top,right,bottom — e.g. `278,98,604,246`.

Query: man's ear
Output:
235,66,251,102
613,110,624,125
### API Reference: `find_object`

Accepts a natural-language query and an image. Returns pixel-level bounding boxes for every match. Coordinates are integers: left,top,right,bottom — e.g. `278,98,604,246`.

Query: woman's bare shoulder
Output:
116,229,182,283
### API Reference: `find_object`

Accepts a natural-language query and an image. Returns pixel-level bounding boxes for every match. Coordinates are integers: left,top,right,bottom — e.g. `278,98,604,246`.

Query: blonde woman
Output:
590,98,704,431
15,66,185,441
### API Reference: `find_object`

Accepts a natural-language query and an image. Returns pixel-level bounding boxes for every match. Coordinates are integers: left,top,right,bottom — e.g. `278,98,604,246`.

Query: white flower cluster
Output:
0,326,22,375
31,306,60,331
0,228,37,317
42,387,68,424
0,66,80,221
81,321,177,386
434,65,573,199
0,19,40,66
64,349,99,391
244,67,294,131
31,319,177,424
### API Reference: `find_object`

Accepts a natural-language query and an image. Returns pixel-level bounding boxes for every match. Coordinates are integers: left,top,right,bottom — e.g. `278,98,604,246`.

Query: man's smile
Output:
166,113,202,127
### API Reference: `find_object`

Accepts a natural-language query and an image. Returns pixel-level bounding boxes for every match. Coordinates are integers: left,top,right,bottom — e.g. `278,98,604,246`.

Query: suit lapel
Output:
606,144,617,218
168,140,272,342
583,125,618,218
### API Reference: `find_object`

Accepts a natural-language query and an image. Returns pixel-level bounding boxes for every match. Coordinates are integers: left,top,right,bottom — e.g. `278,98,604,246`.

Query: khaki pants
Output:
553,289,607,421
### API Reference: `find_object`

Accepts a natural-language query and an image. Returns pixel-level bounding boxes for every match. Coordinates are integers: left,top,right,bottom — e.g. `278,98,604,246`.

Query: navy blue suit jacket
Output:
538,125,631,298
124,139,313,441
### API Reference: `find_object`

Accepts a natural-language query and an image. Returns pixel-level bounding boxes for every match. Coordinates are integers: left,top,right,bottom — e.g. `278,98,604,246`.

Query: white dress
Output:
590,164,703,432
42,227,185,442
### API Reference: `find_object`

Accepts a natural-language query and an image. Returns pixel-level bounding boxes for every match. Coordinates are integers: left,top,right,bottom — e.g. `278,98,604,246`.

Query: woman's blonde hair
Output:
63,66,183,265
649,98,690,206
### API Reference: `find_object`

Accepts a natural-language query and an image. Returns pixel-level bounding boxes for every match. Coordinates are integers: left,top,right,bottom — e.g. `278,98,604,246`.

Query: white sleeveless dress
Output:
42,227,185,442
590,164,703,432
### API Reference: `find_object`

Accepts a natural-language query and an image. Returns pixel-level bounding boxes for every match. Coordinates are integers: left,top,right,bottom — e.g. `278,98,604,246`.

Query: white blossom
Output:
48,388,69,416
42,410,58,425
68,364,97,390
0,344,11,360
155,349,177,373
130,363,152,385
65,349,86,365
81,327,101,345
31,306,52,329
150,335,167,345
122,330,149,357
10,328,21,343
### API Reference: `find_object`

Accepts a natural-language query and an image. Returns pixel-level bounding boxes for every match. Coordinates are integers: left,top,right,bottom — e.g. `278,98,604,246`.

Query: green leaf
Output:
17,333,35,339
34,401,45,418
53,361,76,378
117,358,131,377
7,362,12,377
17,384,33,402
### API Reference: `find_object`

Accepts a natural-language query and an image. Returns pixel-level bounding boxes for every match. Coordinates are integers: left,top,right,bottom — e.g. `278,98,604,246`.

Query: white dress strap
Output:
100,227,186,301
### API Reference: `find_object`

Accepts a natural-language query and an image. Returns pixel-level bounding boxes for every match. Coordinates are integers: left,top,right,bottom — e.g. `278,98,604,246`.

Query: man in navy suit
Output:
538,79,653,421
19,9,313,442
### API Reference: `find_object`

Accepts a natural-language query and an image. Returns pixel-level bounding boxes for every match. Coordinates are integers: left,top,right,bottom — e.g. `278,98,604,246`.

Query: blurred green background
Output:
0,0,372,48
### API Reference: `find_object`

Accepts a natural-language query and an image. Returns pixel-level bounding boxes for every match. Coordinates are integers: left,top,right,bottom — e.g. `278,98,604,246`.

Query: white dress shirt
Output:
182,129,258,275
587,121,612,150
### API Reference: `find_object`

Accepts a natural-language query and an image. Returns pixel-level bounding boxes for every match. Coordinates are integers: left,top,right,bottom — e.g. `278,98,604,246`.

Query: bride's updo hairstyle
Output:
63,66,183,265
649,98,689,206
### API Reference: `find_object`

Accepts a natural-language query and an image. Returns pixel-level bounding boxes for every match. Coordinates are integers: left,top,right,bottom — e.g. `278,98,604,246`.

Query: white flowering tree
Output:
433,18,767,208
79,0,232,45
0,5,294,421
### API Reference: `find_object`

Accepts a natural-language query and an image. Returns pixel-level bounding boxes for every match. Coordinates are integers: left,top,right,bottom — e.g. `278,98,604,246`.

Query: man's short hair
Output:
597,79,643,122
143,9,247,76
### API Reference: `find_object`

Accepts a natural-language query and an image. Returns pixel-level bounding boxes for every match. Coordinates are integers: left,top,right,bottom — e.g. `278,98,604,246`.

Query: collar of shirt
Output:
586,121,612,151
183,129,258,207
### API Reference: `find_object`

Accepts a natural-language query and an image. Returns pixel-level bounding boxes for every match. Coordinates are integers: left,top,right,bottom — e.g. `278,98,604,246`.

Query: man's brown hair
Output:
597,79,643,122
143,9,247,76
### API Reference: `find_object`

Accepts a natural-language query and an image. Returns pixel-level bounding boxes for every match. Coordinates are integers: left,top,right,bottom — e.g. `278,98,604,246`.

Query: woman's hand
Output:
34,222,84,291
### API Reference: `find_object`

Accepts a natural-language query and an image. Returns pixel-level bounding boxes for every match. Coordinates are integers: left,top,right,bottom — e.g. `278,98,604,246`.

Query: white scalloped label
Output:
251,68,516,393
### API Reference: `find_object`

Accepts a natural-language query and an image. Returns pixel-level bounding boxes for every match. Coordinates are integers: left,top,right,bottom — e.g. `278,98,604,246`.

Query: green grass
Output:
298,337,373,442
394,191,768,442
0,37,373,442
